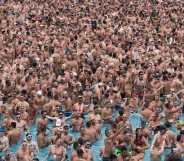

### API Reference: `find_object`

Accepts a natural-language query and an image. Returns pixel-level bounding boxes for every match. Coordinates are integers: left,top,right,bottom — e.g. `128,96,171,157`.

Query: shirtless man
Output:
37,129,50,148
100,140,113,161
133,71,146,106
72,114,84,132
73,98,85,115
33,91,46,112
15,114,26,131
175,134,184,157
7,122,21,145
47,111,66,134
47,139,66,161
4,149,17,161
0,128,9,152
89,109,102,129
25,133,39,159
141,96,161,120
37,110,48,132
16,141,31,161
101,105,112,123
63,125,73,146
164,102,181,122
151,130,167,161
71,148,92,161
81,121,98,143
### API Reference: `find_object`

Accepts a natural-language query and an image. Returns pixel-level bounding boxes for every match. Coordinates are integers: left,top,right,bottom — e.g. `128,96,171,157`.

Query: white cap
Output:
37,90,42,96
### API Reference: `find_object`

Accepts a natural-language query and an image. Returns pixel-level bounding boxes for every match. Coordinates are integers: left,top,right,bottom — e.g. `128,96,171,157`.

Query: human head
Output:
36,90,42,97
41,110,47,118
55,139,62,147
22,140,27,149
26,133,32,142
10,122,16,129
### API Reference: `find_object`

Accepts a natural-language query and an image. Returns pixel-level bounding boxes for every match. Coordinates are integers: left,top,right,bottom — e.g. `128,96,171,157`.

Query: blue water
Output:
7,113,184,161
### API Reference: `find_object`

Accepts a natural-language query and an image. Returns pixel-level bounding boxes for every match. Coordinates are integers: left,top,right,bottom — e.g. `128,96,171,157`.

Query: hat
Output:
37,90,42,96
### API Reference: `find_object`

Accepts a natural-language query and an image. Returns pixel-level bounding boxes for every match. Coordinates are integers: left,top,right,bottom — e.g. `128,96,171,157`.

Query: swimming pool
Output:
7,112,184,161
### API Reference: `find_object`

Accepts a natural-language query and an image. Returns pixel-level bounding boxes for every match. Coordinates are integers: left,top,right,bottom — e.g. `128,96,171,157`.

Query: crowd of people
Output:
0,0,184,160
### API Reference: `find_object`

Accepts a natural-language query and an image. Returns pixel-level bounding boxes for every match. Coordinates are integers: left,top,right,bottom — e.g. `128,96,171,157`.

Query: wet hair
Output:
5,80,11,87
119,110,124,116
77,137,85,146
21,89,27,96
178,73,183,80
11,122,16,128
120,92,126,99
165,103,171,109
77,148,84,158
176,135,182,142
86,121,91,128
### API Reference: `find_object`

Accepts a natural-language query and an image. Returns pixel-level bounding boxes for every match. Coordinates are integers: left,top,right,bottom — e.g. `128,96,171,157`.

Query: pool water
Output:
7,113,184,161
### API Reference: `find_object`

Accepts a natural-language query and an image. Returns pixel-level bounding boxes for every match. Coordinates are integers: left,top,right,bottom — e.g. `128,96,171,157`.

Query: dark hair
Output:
77,148,84,158
86,121,91,128
177,135,182,142
21,89,27,95
11,122,16,128
119,110,124,116
178,73,183,80
77,137,84,146
26,132,32,138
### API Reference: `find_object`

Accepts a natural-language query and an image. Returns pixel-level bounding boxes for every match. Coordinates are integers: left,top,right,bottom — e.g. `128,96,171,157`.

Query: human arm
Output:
46,115,57,120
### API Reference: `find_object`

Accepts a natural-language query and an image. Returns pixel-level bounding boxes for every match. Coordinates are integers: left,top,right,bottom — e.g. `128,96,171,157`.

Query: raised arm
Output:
46,115,57,121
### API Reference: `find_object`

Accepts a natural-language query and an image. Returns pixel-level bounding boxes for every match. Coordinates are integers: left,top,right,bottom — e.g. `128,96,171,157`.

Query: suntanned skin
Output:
0,1,184,161
16,143,31,161
8,128,21,146
48,140,65,161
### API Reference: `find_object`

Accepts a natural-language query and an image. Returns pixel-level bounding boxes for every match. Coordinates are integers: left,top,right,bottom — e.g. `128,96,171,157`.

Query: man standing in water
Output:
0,128,9,152
47,139,66,161
7,122,21,146
16,141,31,161
25,133,39,159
